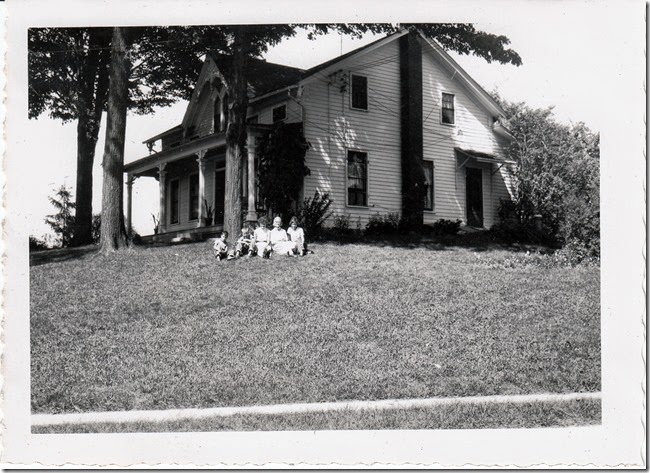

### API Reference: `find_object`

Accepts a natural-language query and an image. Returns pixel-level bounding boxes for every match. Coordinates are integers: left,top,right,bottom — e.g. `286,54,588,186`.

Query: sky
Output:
20,5,619,239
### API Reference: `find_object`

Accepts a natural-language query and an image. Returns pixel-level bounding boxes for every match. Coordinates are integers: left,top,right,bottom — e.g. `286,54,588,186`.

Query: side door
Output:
466,167,483,227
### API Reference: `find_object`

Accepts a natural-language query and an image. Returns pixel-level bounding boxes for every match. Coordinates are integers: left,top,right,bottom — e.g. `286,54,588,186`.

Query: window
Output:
272,104,286,123
441,93,455,124
351,74,368,110
423,161,434,211
347,150,368,207
213,96,222,131
170,179,180,225
189,174,199,221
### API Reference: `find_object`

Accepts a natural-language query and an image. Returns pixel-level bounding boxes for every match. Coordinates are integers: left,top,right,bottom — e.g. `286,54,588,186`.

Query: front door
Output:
466,167,483,227
214,168,225,225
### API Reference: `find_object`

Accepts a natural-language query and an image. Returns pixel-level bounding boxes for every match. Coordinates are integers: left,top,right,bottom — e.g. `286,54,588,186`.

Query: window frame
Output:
441,92,455,126
272,104,287,123
169,178,180,225
422,160,435,212
346,149,369,208
350,73,369,111
188,173,199,221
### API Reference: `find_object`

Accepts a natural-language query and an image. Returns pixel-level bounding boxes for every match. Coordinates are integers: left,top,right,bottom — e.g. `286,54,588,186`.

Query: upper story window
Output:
441,93,455,125
189,173,199,221
347,150,368,207
350,74,368,110
423,161,434,211
272,104,287,123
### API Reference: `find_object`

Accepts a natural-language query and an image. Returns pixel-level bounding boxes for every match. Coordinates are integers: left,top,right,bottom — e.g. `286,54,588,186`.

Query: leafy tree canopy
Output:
494,94,599,255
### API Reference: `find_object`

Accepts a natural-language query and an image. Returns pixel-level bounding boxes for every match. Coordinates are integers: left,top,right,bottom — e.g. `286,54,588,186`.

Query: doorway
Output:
466,167,483,227
214,168,225,225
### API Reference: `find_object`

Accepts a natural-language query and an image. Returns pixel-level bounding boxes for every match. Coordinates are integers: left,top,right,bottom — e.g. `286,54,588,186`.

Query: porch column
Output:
245,134,258,223
158,163,167,233
126,173,134,236
196,149,207,227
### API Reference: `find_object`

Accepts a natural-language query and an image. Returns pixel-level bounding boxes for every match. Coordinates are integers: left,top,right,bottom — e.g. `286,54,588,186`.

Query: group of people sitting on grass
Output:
213,215,310,261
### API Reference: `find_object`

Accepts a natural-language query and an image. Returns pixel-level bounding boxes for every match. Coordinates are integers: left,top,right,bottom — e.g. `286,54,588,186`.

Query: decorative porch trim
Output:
125,132,227,175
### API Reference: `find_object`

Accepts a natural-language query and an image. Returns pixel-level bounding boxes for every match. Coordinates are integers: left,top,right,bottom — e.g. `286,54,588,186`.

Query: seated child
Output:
287,216,307,256
252,216,271,258
212,230,229,261
269,216,296,257
234,225,253,258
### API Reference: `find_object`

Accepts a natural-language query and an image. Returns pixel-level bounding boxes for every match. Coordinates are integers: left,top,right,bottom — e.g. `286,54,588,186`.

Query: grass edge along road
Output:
33,393,601,433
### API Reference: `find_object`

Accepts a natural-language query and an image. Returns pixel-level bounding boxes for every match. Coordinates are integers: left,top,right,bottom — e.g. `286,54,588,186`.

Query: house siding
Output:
420,41,514,228
301,39,403,226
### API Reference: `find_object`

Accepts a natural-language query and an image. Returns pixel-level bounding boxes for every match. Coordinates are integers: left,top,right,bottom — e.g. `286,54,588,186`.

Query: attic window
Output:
351,74,368,110
441,93,455,125
272,104,287,123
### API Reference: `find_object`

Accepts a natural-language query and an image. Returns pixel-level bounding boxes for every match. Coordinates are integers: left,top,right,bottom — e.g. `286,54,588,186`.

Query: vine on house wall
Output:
257,122,311,220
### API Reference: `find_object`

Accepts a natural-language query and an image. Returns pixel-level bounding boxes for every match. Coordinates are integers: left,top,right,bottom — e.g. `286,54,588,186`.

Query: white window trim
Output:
345,148,370,208
440,92,456,126
349,73,369,112
188,172,199,222
423,160,436,213
169,178,181,226
272,103,287,123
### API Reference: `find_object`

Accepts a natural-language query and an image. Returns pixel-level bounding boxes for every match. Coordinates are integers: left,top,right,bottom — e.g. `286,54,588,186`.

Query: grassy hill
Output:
30,241,600,430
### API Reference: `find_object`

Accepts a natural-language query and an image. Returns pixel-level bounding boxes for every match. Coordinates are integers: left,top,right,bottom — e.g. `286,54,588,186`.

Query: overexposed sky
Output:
22,5,615,238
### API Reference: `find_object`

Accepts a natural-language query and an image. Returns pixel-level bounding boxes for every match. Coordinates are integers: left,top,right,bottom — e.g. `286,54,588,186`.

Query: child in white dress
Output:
252,217,271,258
287,216,307,256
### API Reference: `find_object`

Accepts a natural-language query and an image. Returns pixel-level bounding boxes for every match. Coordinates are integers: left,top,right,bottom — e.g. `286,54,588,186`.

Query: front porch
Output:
124,124,272,239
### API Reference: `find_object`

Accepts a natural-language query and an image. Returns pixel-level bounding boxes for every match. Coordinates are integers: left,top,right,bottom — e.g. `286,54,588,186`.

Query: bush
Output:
332,213,352,234
365,212,401,237
29,235,49,251
430,219,462,236
297,191,333,237
491,199,553,245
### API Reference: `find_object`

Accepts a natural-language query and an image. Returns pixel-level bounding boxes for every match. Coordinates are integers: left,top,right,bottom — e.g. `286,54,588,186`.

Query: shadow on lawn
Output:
316,231,552,254
30,245,99,267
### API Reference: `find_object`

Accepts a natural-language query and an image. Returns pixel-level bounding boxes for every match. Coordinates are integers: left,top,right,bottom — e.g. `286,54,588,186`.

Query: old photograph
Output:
2,0,645,467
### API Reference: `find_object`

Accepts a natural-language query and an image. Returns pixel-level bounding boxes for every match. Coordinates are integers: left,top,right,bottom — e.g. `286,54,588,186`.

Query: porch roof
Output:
125,123,275,176
454,147,516,166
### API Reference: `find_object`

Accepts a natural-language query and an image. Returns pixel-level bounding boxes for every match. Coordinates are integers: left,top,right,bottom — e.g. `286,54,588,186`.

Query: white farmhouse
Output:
124,29,515,240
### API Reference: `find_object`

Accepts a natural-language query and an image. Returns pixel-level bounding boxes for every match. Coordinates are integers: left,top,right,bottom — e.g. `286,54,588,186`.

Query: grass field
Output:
30,240,600,428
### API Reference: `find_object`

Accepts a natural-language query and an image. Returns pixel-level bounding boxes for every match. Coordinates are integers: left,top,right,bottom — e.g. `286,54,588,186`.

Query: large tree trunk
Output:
99,27,130,253
223,27,250,240
73,29,110,246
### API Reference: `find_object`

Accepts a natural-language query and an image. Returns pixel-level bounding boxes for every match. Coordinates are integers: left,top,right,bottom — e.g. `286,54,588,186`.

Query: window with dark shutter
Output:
442,93,455,124
347,150,368,207
351,74,368,110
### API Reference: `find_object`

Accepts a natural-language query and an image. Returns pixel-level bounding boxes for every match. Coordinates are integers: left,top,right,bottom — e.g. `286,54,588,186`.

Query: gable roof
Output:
147,29,507,143
209,53,305,97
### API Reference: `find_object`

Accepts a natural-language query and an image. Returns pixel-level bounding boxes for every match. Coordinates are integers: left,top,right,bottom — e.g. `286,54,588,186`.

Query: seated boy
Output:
212,230,229,261
234,225,253,258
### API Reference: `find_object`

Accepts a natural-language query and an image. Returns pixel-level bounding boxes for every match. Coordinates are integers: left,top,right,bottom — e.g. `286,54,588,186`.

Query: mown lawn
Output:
30,241,600,423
